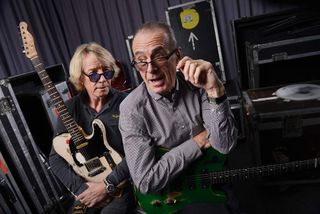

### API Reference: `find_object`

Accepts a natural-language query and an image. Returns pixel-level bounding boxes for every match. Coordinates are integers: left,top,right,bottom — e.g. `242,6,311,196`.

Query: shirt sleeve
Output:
119,103,202,194
201,90,238,154
48,145,87,195
106,158,130,185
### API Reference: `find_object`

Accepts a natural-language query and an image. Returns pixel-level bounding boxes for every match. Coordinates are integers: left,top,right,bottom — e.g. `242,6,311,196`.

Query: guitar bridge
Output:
85,157,106,177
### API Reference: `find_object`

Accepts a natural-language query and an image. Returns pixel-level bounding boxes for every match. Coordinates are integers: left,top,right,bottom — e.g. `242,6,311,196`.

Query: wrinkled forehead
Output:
132,29,170,55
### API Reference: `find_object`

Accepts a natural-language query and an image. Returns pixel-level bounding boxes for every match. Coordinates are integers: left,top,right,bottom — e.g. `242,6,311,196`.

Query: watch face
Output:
107,183,116,193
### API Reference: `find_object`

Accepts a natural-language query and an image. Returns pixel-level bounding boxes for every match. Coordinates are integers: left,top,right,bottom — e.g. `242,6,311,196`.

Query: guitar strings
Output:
35,58,94,169
185,159,315,184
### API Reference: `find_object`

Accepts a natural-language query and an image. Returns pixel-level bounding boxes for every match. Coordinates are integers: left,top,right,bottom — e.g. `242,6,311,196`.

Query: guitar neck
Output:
31,56,84,142
206,158,320,184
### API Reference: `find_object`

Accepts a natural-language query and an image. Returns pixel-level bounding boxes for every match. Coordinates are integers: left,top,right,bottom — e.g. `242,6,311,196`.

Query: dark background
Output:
0,0,313,89
1,1,320,213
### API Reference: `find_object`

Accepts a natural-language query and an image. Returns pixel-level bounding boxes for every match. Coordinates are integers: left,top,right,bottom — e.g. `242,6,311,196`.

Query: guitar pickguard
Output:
69,122,107,166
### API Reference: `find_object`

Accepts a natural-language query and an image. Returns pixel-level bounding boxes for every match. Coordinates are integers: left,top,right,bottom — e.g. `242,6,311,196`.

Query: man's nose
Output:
146,61,158,74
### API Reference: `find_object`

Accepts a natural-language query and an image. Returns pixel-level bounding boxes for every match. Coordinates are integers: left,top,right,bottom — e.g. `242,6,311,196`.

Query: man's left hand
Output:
76,182,112,208
176,56,225,97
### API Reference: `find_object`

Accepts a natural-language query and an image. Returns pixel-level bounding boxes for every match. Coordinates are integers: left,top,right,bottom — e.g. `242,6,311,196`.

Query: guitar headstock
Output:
19,21,37,59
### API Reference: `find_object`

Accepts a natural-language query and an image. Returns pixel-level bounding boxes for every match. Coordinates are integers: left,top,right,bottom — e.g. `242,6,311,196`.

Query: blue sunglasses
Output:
83,69,115,82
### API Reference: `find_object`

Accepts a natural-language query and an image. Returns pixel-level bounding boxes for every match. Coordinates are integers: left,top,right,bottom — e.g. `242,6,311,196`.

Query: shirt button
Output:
181,125,185,129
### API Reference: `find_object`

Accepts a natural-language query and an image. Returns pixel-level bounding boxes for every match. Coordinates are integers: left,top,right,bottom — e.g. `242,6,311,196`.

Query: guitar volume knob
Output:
165,198,177,205
151,200,161,207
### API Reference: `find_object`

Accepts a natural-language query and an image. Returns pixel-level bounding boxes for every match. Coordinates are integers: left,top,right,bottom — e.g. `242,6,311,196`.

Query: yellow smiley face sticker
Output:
180,8,200,30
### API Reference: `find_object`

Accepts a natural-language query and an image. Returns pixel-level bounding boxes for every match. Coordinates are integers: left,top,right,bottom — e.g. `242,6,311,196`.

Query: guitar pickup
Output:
85,157,106,177
87,166,106,177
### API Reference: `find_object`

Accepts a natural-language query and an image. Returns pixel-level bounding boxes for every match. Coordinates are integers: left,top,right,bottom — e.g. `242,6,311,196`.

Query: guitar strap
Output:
103,151,117,170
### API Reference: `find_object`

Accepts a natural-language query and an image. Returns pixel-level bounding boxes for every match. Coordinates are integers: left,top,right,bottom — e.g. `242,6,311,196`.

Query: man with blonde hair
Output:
49,42,136,213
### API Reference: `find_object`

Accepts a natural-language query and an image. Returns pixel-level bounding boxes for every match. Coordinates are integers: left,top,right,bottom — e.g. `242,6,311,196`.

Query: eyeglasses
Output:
131,49,177,72
83,69,115,83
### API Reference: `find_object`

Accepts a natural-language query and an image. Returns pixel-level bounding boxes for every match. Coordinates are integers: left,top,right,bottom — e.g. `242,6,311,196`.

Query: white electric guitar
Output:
19,21,122,182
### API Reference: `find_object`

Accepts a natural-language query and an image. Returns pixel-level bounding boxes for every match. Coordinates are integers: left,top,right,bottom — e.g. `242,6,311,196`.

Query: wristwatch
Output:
207,93,227,105
104,178,117,196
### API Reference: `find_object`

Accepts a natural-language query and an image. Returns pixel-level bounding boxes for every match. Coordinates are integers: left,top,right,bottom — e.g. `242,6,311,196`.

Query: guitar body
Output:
53,119,122,182
135,148,320,214
135,148,227,214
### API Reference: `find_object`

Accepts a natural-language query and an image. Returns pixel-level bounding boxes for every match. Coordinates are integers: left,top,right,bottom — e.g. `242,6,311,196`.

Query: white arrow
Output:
188,32,199,51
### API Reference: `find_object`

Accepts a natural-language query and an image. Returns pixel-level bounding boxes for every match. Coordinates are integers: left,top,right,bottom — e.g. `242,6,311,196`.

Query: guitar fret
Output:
64,117,74,123
48,89,59,95
43,77,52,84
34,62,42,69
57,108,68,114
51,96,61,103
55,104,64,110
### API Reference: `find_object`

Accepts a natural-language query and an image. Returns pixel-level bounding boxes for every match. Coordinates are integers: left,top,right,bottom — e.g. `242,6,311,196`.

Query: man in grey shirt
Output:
119,22,239,213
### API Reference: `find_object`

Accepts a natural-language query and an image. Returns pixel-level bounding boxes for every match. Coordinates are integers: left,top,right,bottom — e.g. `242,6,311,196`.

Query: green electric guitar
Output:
135,147,320,214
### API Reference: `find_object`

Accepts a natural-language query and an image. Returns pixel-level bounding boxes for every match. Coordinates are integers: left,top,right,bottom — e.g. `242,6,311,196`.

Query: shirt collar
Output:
146,78,180,102
80,89,115,112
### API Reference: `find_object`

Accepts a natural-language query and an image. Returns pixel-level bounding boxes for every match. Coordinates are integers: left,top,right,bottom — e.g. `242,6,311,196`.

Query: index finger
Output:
176,56,193,81
176,56,191,71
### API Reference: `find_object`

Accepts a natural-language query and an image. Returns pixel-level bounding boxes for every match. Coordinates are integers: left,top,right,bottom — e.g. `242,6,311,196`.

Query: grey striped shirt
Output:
119,75,238,193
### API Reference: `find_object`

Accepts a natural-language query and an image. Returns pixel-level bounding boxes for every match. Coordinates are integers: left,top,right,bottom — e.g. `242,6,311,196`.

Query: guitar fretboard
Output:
31,56,84,145
192,158,319,184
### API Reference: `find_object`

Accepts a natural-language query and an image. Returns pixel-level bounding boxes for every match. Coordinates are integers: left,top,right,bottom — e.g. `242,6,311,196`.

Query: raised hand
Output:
176,56,225,98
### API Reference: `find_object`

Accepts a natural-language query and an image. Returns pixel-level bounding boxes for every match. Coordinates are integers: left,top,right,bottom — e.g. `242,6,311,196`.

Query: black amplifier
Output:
245,35,320,89
232,8,320,89
243,81,320,166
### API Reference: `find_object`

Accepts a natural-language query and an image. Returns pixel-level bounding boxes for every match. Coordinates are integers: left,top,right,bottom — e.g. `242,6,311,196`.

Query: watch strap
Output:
104,178,123,198
104,178,116,193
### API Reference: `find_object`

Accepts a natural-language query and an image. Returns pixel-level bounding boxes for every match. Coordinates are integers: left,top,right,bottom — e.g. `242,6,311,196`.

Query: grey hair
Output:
133,21,177,50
